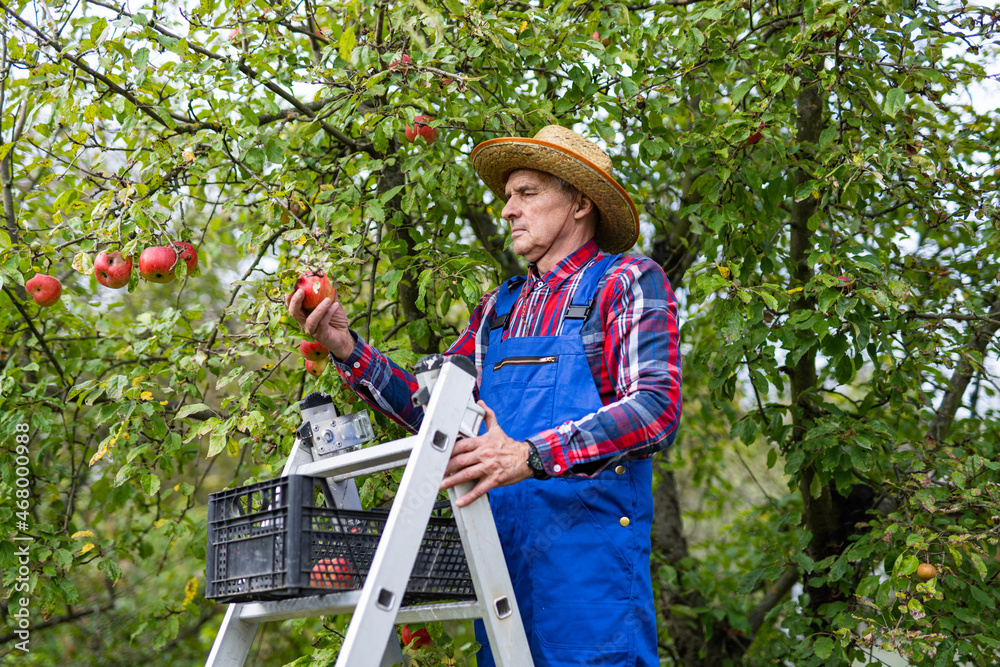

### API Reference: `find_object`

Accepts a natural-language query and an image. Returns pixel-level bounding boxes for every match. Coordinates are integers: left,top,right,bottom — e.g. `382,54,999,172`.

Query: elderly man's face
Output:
501,169,594,273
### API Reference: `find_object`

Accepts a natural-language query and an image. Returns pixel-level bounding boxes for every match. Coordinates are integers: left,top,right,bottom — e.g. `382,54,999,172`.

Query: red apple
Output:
310,557,354,589
305,358,328,377
300,339,329,362
401,624,432,649
745,131,763,145
390,54,412,70
94,251,133,288
294,270,336,312
405,115,437,144
171,241,198,275
139,246,179,283
835,275,855,292
25,274,62,307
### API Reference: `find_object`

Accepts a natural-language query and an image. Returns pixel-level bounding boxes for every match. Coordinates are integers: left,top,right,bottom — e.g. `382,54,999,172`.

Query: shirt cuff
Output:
525,430,569,478
331,331,370,383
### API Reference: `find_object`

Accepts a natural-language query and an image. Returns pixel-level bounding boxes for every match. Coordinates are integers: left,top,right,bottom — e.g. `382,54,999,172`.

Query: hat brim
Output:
470,137,639,254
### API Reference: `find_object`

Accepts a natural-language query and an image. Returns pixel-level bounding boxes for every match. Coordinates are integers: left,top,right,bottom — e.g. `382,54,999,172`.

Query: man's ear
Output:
574,192,596,221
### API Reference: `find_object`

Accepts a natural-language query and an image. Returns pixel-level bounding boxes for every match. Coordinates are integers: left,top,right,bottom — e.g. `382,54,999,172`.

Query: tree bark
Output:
927,295,1000,443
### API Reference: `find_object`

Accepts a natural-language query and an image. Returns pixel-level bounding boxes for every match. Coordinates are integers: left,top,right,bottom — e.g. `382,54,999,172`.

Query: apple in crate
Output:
310,557,355,589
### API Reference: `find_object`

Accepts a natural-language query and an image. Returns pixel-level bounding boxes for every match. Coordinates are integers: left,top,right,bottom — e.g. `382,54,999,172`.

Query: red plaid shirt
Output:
334,240,682,477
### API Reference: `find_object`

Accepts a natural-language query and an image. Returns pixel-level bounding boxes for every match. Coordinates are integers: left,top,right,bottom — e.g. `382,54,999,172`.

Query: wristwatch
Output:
526,442,550,480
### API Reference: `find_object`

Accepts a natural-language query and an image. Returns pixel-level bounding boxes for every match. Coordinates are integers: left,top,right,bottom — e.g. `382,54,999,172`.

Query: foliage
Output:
0,0,998,665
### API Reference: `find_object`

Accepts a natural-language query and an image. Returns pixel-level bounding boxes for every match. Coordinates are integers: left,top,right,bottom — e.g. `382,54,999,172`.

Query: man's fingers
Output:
444,449,480,477
440,463,483,491
453,479,490,508
303,298,332,335
451,437,478,456
287,289,307,325
478,400,498,430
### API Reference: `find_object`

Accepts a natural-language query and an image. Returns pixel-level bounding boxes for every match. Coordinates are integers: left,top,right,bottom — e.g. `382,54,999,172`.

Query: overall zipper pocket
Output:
492,355,558,371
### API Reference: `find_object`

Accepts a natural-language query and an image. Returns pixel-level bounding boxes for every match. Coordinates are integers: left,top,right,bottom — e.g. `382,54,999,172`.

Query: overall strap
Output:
489,275,526,332
562,253,622,333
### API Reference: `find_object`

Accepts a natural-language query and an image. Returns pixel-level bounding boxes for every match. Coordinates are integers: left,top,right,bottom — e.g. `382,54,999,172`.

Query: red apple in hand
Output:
294,270,336,312
94,251,133,288
300,340,329,362
310,557,354,589
401,624,432,649
25,274,62,307
305,358,328,377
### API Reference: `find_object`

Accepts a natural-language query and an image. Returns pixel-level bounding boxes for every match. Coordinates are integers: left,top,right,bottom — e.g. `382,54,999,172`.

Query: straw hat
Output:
470,125,639,254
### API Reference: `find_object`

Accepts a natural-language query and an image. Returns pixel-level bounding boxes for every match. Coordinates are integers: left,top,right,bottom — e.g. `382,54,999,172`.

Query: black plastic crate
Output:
206,475,475,604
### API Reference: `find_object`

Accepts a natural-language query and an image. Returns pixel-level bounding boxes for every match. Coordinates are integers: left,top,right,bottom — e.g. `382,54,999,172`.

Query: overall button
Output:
615,465,625,475
620,517,630,527
553,464,562,473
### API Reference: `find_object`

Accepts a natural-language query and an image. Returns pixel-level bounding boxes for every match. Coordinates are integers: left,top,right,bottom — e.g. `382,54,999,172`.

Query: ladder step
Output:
295,436,417,481
238,594,482,624
239,591,362,623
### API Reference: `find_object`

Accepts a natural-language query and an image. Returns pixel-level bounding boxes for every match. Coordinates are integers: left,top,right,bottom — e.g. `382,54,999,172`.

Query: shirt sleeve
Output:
525,258,683,477
332,291,493,433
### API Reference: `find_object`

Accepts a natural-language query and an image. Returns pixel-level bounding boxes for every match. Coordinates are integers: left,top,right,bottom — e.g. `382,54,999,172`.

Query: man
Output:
287,125,682,666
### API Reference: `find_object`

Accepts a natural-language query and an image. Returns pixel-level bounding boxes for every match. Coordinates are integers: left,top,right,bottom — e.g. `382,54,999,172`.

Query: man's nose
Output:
501,197,518,221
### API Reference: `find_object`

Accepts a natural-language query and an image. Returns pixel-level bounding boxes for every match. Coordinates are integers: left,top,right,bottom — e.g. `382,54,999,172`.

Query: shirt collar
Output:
526,239,601,291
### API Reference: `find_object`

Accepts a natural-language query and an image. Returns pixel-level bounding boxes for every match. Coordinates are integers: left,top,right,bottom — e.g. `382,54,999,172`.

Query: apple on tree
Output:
400,624,432,649
25,273,62,307
93,250,133,289
300,340,329,362
139,246,178,283
171,241,198,275
294,270,336,313
139,242,199,283
305,358,328,377
405,115,437,144
389,53,413,70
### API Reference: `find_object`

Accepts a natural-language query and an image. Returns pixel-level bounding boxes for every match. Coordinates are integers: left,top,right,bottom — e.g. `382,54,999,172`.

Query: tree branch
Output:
928,295,1000,443
1,285,68,386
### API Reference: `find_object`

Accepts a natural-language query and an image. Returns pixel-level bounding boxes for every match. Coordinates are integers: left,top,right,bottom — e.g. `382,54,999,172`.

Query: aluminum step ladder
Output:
206,355,534,667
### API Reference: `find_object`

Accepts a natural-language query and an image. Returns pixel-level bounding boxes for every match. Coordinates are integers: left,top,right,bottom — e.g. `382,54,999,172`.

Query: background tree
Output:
1,0,998,665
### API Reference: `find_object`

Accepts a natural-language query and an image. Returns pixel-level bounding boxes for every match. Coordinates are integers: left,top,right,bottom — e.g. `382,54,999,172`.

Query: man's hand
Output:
441,401,533,507
285,290,354,361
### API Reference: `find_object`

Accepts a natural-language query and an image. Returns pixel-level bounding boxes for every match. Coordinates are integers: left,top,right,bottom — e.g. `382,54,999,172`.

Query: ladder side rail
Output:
205,437,314,666
446,482,534,667
334,361,477,667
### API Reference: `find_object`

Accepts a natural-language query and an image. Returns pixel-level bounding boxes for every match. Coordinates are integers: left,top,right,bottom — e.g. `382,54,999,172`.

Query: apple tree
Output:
1,0,999,665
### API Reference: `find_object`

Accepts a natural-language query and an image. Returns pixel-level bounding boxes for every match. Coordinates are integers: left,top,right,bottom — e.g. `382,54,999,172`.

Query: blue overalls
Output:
473,254,659,666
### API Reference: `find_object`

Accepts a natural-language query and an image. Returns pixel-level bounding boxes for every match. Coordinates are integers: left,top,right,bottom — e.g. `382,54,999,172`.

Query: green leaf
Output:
207,429,229,458
176,403,212,419
813,636,834,659
731,80,754,105
883,87,906,117
141,474,161,497
339,26,357,62
894,554,919,578
970,552,988,581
